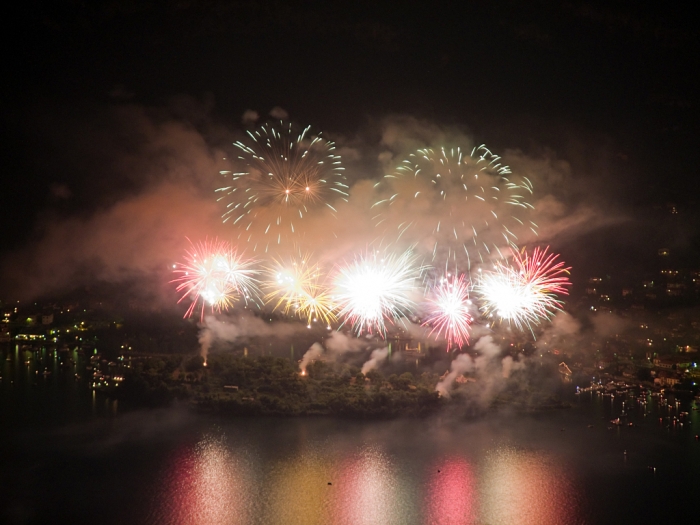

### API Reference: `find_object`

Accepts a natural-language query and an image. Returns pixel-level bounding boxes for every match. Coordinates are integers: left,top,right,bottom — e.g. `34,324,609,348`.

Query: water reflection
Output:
333,447,409,525
148,429,586,525
264,452,332,525
425,457,477,525
0,342,119,423
480,446,579,525
154,433,252,525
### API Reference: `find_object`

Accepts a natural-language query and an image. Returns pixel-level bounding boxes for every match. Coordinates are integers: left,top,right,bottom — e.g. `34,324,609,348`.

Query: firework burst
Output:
172,238,259,320
264,254,336,327
476,246,571,333
423,273,473,350
372,145,536,266
216,121,349,252
332,249,424,336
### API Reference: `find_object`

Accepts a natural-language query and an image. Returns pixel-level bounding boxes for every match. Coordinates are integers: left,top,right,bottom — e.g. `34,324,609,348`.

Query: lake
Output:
2,344,699,524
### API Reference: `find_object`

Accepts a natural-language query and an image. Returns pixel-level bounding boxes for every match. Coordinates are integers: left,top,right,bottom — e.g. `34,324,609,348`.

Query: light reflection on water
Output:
425,457,476,525
3,343,700,524
480,447,580,525
151,430,581,525
264,452,333,525
152,434,253,525
333,447,411,525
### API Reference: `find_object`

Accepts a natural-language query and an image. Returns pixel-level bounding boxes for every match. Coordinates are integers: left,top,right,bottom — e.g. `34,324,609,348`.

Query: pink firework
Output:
516,246,571,297
477,246,571,332
423,273,473,350
171,238,259,320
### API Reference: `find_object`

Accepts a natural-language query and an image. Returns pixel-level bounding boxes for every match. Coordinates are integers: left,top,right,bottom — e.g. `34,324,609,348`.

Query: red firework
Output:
423,273,473,350
171,238,258,320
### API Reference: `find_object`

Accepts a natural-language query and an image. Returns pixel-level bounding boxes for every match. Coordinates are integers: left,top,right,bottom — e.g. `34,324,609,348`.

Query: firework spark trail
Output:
372,145,537,266
332,249,425,336
264,253,336,327
171,238,259,320
476,246,571,333
216,121,349,252
423,272,473,350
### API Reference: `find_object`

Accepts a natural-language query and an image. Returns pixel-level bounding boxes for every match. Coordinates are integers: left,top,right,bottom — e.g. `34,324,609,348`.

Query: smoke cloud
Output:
0,101,231,302
196,313,308,362
360,347,390,375
297,331,374,373
435,335,505,399
299,343,324,374
501,355,525,379
269,106,289,120
202,313,305,341
0,102,619,322
550,311,582,337
590,311,630,338
241,110,259,124
324,331,369,355
436,353,475,398
199,323,213,364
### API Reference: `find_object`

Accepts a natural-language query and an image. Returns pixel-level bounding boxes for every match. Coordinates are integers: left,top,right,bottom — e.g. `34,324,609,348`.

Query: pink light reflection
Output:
332,447,403,525
152,435,251,525
480,447,579,525
425,457,477,525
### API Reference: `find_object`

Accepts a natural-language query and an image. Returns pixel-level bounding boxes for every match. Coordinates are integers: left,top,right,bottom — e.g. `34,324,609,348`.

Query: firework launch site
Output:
3,265,699,422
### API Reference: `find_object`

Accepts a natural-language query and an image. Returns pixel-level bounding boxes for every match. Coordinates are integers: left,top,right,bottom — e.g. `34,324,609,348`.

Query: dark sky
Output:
2,0,699,299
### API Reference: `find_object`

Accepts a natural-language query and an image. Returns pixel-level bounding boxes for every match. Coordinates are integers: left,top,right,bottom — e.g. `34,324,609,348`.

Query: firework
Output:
172,238,259,320
332,249,424,336
216,121,349,252
423,273,473,350
264,254,336,327
372,145,536,266
476,247,571,332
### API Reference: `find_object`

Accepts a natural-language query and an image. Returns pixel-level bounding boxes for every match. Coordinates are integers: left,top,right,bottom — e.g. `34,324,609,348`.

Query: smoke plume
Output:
324,331,369,355
436,353,475,398
501,355,525,379
297,331,373,374
196,313,307,361
361,347,390,375
198,322,213,364
299,343,324,374
435,335,504,399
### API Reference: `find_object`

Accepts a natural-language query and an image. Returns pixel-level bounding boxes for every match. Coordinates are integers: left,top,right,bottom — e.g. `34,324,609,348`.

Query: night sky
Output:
2,0,699,301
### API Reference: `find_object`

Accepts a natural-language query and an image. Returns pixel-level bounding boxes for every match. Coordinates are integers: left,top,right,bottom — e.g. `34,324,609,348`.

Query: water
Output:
2,345,700,524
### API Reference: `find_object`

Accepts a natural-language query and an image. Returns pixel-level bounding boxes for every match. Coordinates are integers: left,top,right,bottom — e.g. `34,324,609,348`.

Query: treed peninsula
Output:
104,353,570,418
